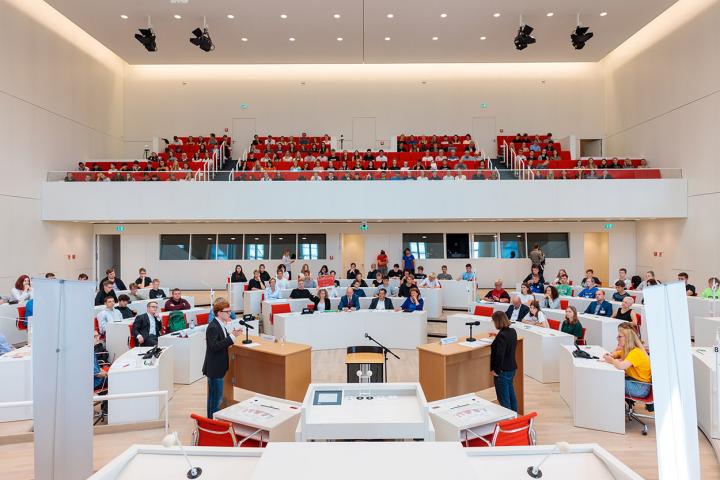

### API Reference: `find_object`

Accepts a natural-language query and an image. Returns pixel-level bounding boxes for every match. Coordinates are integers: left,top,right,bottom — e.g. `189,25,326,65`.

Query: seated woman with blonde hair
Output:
602,323,652,399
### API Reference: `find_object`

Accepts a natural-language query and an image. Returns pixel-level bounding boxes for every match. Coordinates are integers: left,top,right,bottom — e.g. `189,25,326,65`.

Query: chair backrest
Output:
16,306,28,330
127,324,136,348
271,303,291,315
635,313,642,326
190,413,237,447
93,317,100,335
196,312,209,326
580,328,587,340
560,299,569,310
474,305,494,317
491,412,538,446
547,319,560,331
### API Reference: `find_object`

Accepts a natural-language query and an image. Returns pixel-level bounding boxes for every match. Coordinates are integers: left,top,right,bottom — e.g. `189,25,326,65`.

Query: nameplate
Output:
441,336,458,345
260,334,276,342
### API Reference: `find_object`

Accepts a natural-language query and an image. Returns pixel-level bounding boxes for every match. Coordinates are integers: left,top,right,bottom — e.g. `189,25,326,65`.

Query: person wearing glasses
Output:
203,298,242,418
131,301,163,347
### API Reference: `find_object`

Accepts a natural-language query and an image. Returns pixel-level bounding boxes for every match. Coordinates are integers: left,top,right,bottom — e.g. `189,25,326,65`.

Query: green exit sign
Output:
604,223,614,230
360,222,368,231
116,225,125,232
480,103,488,109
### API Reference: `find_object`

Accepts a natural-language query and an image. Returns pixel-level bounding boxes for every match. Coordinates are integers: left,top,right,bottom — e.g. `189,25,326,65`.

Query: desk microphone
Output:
162,432,202,479
465,321,480,342
527,442,571,478
238,320,255,329
465,321,481,326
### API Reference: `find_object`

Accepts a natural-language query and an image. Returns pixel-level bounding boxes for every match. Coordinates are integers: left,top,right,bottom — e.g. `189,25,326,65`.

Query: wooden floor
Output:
2,305,719,479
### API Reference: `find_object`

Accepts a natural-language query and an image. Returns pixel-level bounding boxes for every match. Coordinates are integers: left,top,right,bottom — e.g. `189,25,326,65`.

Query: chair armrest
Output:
463,428,491,447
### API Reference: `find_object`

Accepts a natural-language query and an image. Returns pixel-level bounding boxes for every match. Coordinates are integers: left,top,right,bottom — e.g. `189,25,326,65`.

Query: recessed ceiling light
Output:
227,14,235,19
230,237,236,240
280,14,288,19
493,13,501,18
120,14,128,20
173,14,182,19
384,36,391,41
254,237,259,240
386,13,395,18
432,36,439,41
278,237,284,240
241,37,248,42
336,37,343,41
289,37,296,42
600,12,608,17
333,14,341,19
480,36,487,40
440,13,448,18
546,12,554,17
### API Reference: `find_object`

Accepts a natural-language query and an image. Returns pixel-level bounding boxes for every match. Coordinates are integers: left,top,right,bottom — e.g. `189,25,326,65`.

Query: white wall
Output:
602,0,720,283
92,221,636,291
0,0,125,289
122,62,605,157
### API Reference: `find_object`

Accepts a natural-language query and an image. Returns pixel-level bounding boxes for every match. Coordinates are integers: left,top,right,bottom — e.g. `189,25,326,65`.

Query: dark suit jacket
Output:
94,289,118,306
338,295,360,310
135,276,152,287
313,297,331,311
202,319,235,378
131,313,162,342
505,304,530,322
369,297,394,310
99,277,128,291
584,300,613,317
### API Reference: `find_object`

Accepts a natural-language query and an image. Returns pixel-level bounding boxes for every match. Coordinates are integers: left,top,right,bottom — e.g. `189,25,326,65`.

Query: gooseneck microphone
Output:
465,320,480,342
527,442,571,478
162,432,203,479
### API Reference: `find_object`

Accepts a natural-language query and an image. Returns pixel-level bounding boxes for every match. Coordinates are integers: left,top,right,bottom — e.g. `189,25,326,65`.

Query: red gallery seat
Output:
473,305,494,317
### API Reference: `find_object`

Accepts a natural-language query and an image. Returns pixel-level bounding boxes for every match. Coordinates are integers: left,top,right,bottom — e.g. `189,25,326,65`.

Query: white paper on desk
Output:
478,337,494,345
241,342,261,348
459,341,483,348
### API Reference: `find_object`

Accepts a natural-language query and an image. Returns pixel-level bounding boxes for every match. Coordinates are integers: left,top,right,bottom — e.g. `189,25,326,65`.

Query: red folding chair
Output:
576,328,587,346
560,299,569,310
625,384,654,435
463,412,538,447
473,305,494,317
16,306,27,330
270,303,291,325
190,413,266,447
196,312,209,326
127,324,136,348
548,319,560,331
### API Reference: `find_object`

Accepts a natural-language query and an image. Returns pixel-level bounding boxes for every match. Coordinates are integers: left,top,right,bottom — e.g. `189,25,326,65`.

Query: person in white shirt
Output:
614,268,631,289
421,151,434,163
264,278,282,300
456,172,467,180
275,269,289,290
400,161,410,171
96,296,122,335
517,283,535,305
522,301,549,328
310,173,323,181
260,172,272,181
436,149,448,162
376,151,388,163
418,273,440,288
443,172,455,181
11,275,33,302
416,172,428,181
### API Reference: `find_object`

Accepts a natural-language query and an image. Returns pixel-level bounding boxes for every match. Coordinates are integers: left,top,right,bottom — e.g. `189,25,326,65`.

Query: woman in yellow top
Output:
602,323,652,398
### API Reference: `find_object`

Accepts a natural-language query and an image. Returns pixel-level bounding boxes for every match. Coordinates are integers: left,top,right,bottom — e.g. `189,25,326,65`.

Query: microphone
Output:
162,432,202,479
465,321,481,326
238,320,255,329
527,442,570,478
364,332,370,339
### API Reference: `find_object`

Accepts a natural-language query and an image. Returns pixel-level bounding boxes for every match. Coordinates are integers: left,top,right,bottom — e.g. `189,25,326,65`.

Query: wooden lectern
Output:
223,335,311,407
417,335,524,414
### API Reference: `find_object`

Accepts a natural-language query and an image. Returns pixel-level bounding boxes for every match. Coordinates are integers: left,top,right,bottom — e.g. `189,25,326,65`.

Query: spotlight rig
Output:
134,17,157,52
190,18,215,52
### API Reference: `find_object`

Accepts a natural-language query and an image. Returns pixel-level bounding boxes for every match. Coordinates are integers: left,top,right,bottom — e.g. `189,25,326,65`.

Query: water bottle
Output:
189,316,195,331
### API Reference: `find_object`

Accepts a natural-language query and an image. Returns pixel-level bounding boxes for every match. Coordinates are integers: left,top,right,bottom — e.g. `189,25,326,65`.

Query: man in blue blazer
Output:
338,287,360,311
505,296,530,322
584,290,613,317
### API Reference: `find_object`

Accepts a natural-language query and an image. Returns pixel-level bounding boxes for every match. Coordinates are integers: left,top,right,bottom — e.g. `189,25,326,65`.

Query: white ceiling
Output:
45,0,676,64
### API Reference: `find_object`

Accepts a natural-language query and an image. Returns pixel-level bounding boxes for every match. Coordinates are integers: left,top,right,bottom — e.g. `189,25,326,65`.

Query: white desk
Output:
693,316,720,348
0,345,32,421
227,282,247,312
273,310,427,350
692,347,719,440
214,394,302,442
260,298,318,335
688,296,720,338
428,393,516,440
108,346,174,425
544,309,623,351
446,313,495,340
243,289,265,315
158,325,208,385
512,323,575,383
558,344,626,434
440,280,474,309
0,303,26,346
297,382,433,441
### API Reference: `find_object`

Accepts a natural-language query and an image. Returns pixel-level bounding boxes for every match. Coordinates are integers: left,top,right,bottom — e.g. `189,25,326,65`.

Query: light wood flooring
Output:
1,302,719,479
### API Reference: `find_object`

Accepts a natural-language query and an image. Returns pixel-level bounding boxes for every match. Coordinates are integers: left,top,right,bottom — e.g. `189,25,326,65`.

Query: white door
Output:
472,117,497,158
352,117,376,151
96,235,121,283
231,118,257,160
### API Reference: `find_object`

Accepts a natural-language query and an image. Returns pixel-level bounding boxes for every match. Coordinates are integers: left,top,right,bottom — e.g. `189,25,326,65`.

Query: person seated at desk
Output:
290,278,313,299
94,280,118,306
555,274,573,297
527,274,544,294
313,289,331,312
506,295,530,322
398,276,418,298
561,306,584,339
0,331,15,355
437,265,452,280
346,262,361,280
700,277,720,299
459,263,476,281
418,272,440,288
354,273,368,287
99,267,127,291
584,290,613,317
164,288,191,311
612,280,632,302
248,270,266,291
275,268,289,290
577,279,599,299
542,285,560,309
115,294,137,319
580,269,602,287
258,264,271,282
132,301,163,346
637,270,660,290
414,266,427,280
264,278,282,300
523,301,549,328
127,283,144,302
303,274,317,289
484,279,511,303
613,296,639,326
372,271,384,287
613,268,631,290
369,288,394,310
366,263,379,280
602,324,652,401
516,283,535,305
387,263,403,279
135,267,152,288
339,287,360,311
678,272,696,296
522,265,545,285
398,288,424,312
230,265,247,283
351,280,366,297
377,278,396,297
148,278,167,299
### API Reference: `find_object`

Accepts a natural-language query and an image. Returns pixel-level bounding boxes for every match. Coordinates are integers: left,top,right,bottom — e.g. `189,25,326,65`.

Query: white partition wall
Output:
33,278,96,480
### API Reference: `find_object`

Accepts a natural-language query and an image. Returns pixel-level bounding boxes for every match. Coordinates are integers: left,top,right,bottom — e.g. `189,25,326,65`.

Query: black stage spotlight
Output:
190,26,214,52
135,27,157,52
514,24,536,51
571,25,593,50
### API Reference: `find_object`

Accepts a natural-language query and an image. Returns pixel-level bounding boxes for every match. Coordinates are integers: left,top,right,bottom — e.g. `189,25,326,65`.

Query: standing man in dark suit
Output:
505,296,530,322
131,301,163,347
369,288,394,310
203,299,242,418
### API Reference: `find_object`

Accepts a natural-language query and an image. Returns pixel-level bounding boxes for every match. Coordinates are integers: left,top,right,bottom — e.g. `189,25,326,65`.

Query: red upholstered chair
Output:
463,412,538,447
270,303,291,325
473,305,494,317
559,299,569,310
625,385,654,435
548,319,560,331
16,306,27,330
196,312,209,326
576,328,588,346
127,324,136,348
190,413,266,447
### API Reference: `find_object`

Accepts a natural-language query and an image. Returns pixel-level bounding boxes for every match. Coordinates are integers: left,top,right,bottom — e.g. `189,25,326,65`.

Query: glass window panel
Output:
190,234,217,260
217,234,243,260
446,234,470,259
245,234,270,260
526,233,570,258
298,234,326,260
271,234,297,260
402,234,444,260
500,233,527,259
159,234,190,260
472,234,498,258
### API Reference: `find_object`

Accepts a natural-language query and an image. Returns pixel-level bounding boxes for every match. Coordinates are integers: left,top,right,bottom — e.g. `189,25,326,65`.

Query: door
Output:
231,118,257,160
96,235,121,282
580,139,603,157
352,117,376,151
342,234,366,277
472,117,497,159
583,233,609,286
